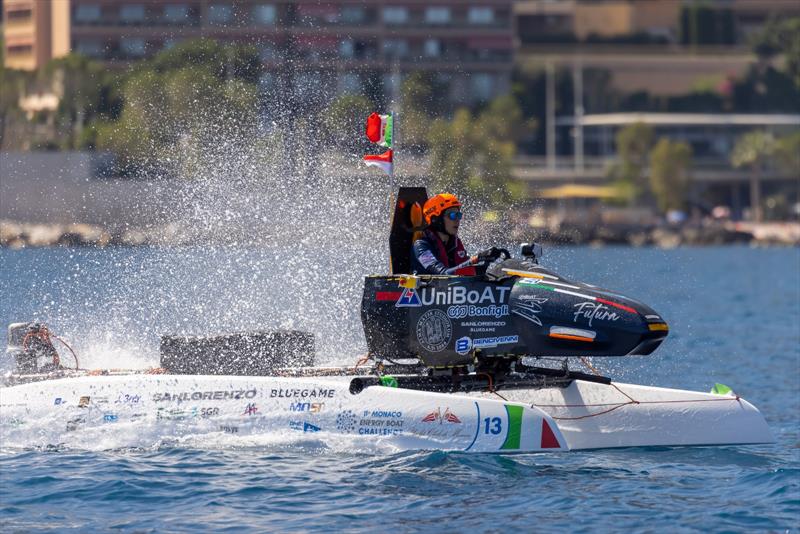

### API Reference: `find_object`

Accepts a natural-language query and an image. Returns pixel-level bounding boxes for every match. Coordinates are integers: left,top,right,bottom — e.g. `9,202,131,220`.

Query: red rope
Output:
21,326,80,370
534,392,742,421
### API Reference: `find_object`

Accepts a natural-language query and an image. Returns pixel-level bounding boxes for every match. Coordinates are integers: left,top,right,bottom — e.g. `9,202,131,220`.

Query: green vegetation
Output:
608,122,655,203
93,39,263,173
649,139,693,213
730,131,777,222
427,95,532,206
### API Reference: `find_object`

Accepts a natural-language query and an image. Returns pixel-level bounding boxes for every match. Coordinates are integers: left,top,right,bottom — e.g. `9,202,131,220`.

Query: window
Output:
208,3,233,25
425,7,450,25
253,4,275,25
424,39,441,58
7,44,33,55
259,44,276,60
121,38,146,57
163,5,188,24
382,39,409,58
382,7,408,25
337,74,361,95
341,6,365,24
120,4,145,24
75,39,103,57
7,9,33,22
339,39,355,59
74,5,101,23
468,7,494,25
470,73,494,102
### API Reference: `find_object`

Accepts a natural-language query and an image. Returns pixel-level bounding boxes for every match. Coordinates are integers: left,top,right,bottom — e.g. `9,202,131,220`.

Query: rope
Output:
352,354,372,373
534,391,742,421
52,334,79,370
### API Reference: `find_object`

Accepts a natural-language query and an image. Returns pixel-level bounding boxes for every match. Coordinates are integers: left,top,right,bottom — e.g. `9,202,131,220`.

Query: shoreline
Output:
2,219,798,249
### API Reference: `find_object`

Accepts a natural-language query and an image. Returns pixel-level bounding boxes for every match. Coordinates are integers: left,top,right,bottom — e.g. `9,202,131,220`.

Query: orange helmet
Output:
423,193,461,224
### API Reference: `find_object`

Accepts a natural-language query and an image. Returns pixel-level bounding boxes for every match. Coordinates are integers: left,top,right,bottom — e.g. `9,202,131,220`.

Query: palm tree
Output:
731,131,776,222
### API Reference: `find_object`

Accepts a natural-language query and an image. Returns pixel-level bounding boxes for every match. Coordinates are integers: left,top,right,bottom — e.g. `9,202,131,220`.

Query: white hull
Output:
0,374,773,452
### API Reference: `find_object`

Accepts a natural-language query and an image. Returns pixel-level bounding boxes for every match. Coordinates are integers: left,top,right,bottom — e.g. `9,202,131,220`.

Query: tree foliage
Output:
94,39,263,174
648,138,693,213
427,96,532,207
609,122,655,202
751,17,800,89
321,93,375,150
731,130,777,222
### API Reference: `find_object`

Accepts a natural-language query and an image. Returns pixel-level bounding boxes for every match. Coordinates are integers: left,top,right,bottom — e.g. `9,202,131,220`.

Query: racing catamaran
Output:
0,187,773,452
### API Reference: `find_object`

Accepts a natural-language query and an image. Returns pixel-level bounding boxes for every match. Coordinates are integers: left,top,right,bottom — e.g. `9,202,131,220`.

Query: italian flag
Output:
363,149,393,175
365,112,393,148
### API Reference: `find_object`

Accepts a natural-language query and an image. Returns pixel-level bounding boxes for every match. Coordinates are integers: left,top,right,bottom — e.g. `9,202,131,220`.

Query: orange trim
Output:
648,323,669,331
549,333,594,342
501,269,545,279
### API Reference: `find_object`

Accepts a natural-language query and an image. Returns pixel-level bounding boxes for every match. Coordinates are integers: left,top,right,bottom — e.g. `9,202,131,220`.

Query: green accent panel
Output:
380,375,398,388
710,383,732,395
383,115,393,148
501,405,523,450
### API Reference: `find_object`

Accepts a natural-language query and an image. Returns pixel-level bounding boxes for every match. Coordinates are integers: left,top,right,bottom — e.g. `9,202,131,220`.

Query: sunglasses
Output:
444,210,463,221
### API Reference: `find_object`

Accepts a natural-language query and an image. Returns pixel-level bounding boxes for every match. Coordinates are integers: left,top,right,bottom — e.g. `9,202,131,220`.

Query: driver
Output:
410,193,500,275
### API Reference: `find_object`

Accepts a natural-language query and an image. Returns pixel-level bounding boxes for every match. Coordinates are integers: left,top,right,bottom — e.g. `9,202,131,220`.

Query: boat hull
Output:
0,374,773,452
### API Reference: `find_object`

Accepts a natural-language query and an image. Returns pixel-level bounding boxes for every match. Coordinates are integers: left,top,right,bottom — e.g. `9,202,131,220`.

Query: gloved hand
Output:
473,247,502,264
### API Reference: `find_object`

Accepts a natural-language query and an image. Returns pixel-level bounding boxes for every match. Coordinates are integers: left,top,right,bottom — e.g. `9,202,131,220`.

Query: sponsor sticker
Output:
416,309,452,353
455,336,472,355
336,410,357,433
289,421,321,433
396,285,511,308
115,394,141,404
447,304,509,319
422,407,462,424
289,402,324,413
512,297,548,326
395,286,422,307
78,396,90,408
103,414,118,423
153,389,257,403
472,335,519,349
573,302,620,327
270,388,336,399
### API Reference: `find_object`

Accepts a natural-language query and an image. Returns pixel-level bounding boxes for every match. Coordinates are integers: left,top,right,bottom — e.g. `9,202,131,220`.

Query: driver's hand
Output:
475,247,502,263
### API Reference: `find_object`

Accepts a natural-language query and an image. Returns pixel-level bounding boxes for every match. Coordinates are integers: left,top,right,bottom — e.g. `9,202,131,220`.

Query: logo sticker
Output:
416,309,452,353
472,335,519,349
422,407,462,424
573,302,620,327
455,336,472,355
396,287,422,307
289,421,321,433
512,297,548,326
336,410,357,433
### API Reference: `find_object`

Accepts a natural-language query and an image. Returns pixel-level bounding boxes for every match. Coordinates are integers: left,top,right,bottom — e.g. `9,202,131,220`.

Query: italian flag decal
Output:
363,149,393,176
365,112,393,148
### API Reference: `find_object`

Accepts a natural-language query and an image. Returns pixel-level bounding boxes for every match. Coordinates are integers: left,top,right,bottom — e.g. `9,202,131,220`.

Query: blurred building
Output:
515,0,800,97
2,0,71,70
1,1,514,106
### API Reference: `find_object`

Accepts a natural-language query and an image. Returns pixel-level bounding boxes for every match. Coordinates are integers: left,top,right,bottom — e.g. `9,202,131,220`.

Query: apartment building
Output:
515,0,800,97
3,0,70,70
2,1,514,106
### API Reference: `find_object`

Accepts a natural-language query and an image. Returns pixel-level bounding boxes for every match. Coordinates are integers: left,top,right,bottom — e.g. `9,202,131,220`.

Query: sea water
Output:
1,246,798,532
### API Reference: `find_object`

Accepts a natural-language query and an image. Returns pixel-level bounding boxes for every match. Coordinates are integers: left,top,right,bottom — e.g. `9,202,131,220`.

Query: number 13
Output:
483,417,502,435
